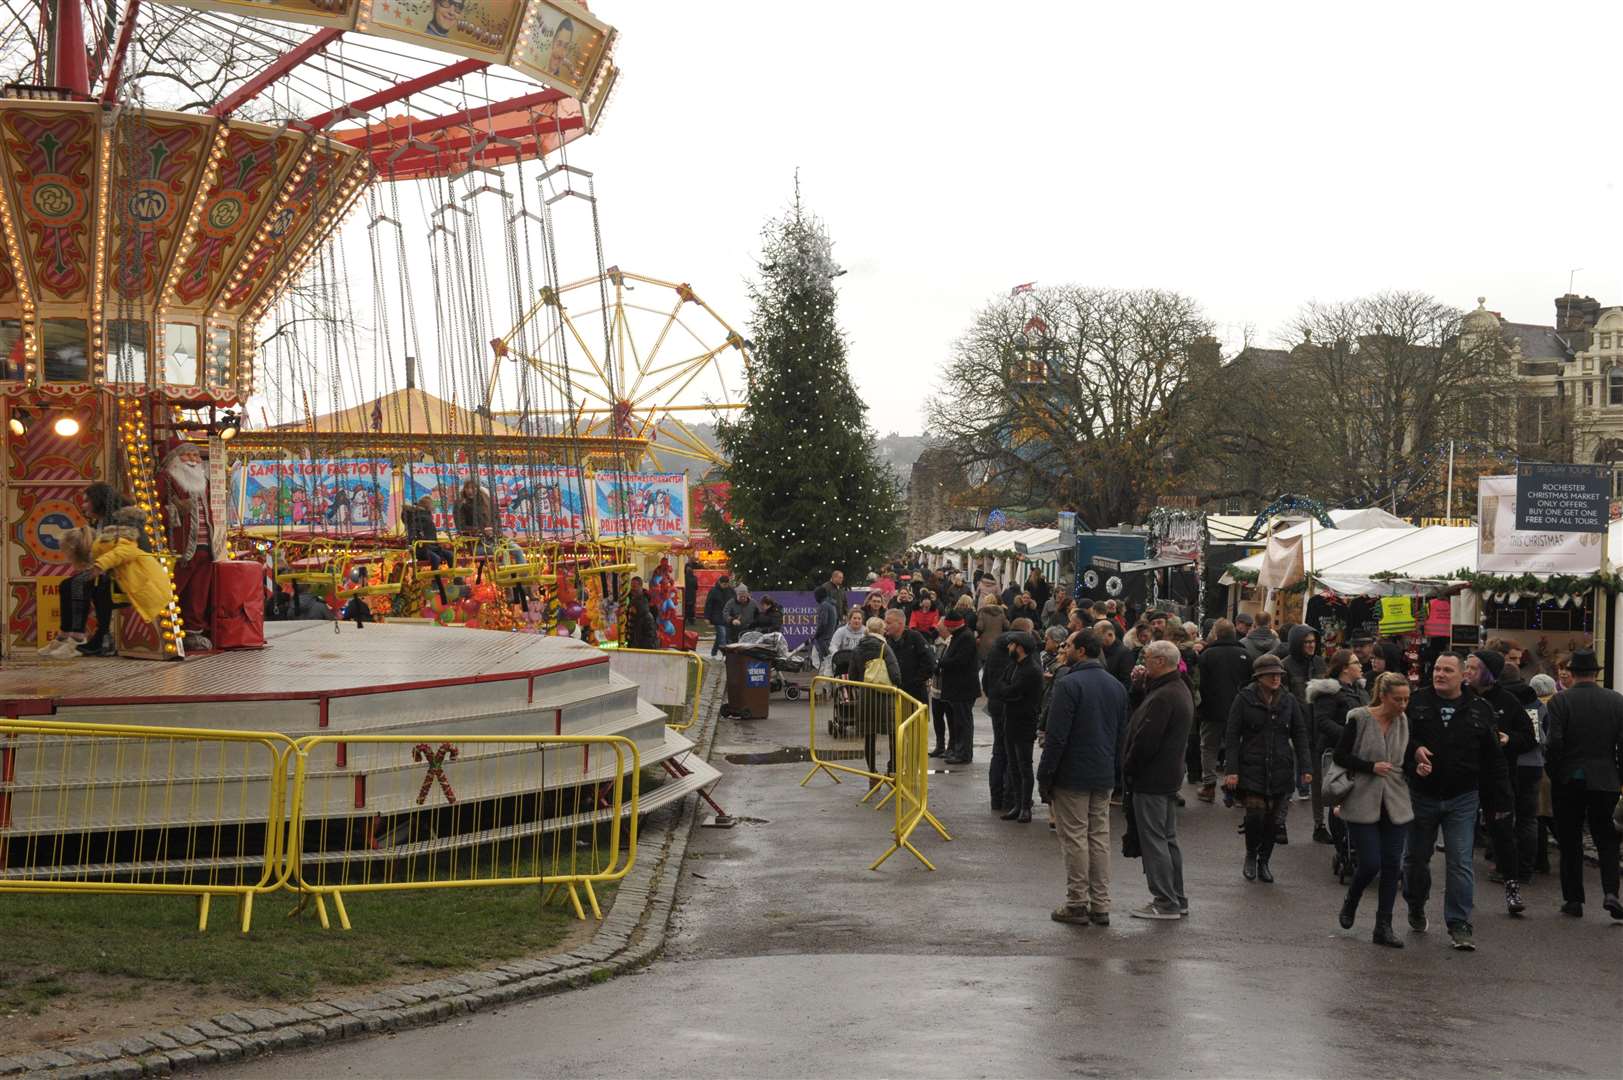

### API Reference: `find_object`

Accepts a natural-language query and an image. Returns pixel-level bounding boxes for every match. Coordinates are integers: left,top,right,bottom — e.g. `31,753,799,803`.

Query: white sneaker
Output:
40,637,80,659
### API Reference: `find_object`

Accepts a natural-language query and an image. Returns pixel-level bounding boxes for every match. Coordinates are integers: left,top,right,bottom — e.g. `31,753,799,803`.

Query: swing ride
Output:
0,0,722,897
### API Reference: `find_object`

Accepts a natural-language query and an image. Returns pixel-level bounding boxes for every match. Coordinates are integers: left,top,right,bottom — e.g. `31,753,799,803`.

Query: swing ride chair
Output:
0,0,723,897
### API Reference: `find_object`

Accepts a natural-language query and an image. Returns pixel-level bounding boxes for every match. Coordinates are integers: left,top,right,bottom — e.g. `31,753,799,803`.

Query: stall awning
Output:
1220,528,1425,586
1205,507,1414,544
1311,527,1479,596
915,529,983,552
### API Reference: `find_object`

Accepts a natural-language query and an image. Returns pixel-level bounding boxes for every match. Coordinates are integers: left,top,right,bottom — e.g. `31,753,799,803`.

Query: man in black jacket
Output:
703,574,732,655
1402,652,1513,951
936,612,980,765
1464,649,1536,916
1542,649,1623,919
982,619,1016,811
1195,619,1251,803
1095,620,1134,689
884,609,935,710
1122,641,1195,920
988,630,1043,822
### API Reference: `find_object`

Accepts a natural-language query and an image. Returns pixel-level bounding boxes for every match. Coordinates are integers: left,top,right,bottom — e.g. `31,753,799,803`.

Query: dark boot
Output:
1017,807,1032,823
1339,892,1359,929
1243,852,1258,881
1256,859,1275,884
1372,917,1404,948
1000,806,1022,821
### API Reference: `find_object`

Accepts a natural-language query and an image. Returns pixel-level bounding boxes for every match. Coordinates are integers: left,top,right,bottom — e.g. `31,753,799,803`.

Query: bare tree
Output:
1284,291,1521,514
927,285,1218,528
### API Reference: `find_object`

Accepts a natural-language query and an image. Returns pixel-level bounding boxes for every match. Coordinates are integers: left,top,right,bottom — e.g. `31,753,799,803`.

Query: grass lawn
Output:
0,877,614,1022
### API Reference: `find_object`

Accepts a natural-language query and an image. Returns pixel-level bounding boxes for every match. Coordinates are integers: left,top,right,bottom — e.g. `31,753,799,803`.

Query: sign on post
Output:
1478,475,1604,573
1515,463,1611,533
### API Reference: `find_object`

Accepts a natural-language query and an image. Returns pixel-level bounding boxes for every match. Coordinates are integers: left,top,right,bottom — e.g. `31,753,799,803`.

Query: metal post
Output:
1445,439,1455,521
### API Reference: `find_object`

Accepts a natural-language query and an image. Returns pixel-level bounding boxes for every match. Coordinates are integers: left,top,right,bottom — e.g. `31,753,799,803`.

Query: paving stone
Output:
164,1048,197,1072
301,1001,344,1018
236,1008,287,1031
209,1014,254,1036
0,1058,23,1075
188,1021,230,1040
160,1028,206,1049
139,1052,173,1076
64,1045,114,1064
204,1039,243,1064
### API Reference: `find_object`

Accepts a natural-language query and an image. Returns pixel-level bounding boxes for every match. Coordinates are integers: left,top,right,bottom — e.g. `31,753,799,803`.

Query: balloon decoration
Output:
651,557,680,648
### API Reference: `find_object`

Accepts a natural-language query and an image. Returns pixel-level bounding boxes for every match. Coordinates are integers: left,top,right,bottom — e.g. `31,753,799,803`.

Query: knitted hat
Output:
1252,653,1285,676
1234,611,1254,626
1471,649,1505,681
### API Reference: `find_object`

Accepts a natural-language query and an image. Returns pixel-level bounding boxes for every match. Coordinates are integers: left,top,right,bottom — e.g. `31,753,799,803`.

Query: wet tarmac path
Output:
226,693,1622,1078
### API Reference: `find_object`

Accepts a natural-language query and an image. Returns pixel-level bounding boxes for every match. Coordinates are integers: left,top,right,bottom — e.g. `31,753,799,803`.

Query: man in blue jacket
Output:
1039,629,1129,926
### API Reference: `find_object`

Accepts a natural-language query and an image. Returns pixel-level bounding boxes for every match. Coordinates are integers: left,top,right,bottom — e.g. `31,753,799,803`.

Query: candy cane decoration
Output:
413,742,459,805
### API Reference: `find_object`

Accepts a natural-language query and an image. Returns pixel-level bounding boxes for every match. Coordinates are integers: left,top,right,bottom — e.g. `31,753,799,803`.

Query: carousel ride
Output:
0,0,723,900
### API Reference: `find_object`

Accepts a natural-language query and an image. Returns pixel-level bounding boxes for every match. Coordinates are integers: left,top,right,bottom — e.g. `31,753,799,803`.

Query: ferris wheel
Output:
489,267,749,468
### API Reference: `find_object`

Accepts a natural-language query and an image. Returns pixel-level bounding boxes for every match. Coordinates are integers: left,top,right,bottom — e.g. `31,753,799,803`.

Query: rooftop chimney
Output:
1555,294,1602,334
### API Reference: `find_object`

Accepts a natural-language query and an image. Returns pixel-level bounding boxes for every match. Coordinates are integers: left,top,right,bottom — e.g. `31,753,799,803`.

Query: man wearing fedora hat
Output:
1542,648,1623,919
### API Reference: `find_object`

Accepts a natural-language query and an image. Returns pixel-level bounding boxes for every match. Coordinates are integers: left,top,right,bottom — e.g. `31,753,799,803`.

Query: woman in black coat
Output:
847,618,904,784
1306,649,1369,843
1225,653,1313,884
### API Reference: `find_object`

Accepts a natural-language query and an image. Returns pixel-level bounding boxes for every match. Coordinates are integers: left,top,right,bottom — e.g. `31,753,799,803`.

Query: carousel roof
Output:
273,386,523,437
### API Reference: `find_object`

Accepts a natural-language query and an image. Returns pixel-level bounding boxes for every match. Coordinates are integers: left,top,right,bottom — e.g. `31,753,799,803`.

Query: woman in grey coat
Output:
1331,671,1415,947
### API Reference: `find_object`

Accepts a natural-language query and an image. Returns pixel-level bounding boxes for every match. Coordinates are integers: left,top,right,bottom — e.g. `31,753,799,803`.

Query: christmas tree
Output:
705,187,902,590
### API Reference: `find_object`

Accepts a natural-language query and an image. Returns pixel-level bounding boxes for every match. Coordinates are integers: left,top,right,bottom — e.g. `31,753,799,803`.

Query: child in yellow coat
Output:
79,508,176,645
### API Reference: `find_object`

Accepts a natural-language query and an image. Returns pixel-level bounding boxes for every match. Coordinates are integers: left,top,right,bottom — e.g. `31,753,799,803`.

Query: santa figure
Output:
160,439,218,651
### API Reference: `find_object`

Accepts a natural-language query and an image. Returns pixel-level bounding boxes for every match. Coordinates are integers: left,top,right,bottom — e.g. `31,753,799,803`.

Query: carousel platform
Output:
0,624,719,875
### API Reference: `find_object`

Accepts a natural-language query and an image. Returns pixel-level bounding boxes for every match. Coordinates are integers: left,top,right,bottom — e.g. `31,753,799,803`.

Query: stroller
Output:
825,648,857,736
772,641,817,700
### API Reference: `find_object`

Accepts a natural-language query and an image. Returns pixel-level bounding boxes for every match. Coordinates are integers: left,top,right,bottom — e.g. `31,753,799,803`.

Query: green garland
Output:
1242,494,1336,540
1448,568,1623,597
1220,564,1308,594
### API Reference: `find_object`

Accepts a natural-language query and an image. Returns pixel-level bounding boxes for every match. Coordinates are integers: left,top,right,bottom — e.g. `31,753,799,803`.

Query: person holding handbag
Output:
848,617,902,788
1331,672,1414,947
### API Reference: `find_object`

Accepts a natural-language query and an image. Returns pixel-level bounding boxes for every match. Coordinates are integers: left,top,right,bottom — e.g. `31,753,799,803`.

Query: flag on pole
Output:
1009,282,1036,297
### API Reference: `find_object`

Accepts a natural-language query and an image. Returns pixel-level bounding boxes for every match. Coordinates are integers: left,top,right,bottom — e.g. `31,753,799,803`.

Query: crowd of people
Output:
708,557,1623,949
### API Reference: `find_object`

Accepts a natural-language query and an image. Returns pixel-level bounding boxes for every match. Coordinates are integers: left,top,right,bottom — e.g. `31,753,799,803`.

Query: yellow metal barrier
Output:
603,647,704,730
0,720,298,933
800,676,950,870
285,734,639,930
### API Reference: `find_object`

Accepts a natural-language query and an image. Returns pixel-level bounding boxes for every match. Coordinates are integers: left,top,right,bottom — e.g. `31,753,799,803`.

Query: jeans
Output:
1347,816,1408,918
1404,790,1479,928
1198,719,1224,786
710,620,730,655
988,701,1008,808
1512,765,1542,882
1003,721,1035,811
1551,782,1621,904
1052,787,1112,912
944,700,974,761
1135,792,1186,911
931,696,949,751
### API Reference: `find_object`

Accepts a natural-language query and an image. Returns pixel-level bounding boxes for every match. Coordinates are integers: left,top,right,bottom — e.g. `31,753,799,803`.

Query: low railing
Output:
801,676,950,870
604,647,704,729
0,720,297,932
284,733,639,930
0,722,640,933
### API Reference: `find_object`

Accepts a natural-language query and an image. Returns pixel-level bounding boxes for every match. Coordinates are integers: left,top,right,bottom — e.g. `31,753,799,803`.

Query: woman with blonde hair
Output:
1332,671,1414,946
847,616,903,784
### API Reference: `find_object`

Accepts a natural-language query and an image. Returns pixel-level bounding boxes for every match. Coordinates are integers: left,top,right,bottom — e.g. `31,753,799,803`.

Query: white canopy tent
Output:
1312,527,1479,596
1220,527,1423,586
1205,507,1412,545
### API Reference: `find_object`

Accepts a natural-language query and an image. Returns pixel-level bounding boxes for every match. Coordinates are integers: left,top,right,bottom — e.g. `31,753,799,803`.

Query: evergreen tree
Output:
704,191,902,590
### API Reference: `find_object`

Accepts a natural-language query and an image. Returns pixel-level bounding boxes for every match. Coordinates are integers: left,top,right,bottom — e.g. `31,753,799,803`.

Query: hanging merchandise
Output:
1453,589,1480,627
1379,596,1417,635
1422,598,1452,638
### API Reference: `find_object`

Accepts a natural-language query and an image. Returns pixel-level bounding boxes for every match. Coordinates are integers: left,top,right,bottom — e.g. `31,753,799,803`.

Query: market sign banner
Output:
594,472,688,541
1478,475,1603,574
1514,463,1611,534
406,464,587,536
232,460,394,532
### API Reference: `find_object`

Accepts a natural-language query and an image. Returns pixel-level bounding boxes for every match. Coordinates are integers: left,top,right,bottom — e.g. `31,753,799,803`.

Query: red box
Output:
211,560,266,649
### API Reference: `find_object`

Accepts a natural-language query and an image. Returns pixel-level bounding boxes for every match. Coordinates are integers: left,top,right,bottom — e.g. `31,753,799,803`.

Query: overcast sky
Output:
520,0,1616,437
